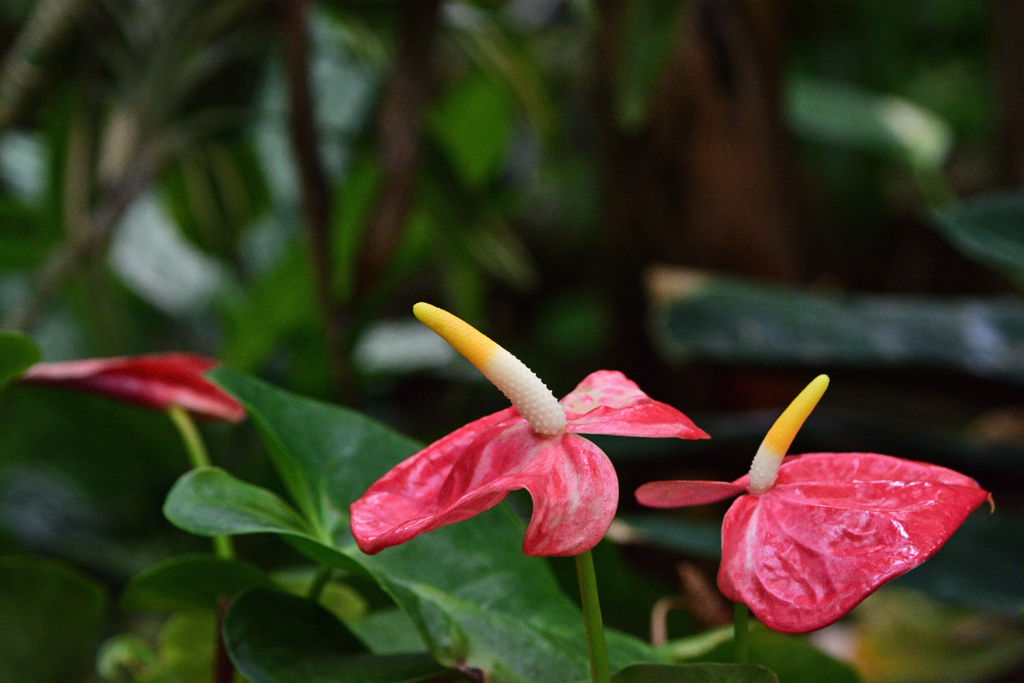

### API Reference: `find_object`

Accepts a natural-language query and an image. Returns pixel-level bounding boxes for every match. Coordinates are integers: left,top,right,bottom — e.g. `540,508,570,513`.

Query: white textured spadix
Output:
413,303,566,436
748,375,830,494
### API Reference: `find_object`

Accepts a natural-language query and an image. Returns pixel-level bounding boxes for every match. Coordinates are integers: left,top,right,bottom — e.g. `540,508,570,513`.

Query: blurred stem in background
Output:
281,0,354,402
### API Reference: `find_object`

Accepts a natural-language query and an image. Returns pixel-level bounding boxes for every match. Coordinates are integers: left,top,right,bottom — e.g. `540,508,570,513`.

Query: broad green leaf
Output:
120,553,274,613
785,76,952,174
648,267,1024,383
428,71,514,189
224,587,449,683
347,608,428,655
0,556,108,683
0,331,39,389
170,368,661,682
853,588,1024,683
612,663,778,683
165,467,312,538
930,193,1024,286
674,624,859,683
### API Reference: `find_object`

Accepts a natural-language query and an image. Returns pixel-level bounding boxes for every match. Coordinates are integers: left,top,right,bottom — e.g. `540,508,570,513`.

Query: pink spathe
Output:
636,452,990,633
351,370,708,557
20,353,245,423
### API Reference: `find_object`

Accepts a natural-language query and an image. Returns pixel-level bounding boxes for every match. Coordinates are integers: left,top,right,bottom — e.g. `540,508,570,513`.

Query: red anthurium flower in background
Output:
636,375,991,634
20,353,245,423
350,303,709,557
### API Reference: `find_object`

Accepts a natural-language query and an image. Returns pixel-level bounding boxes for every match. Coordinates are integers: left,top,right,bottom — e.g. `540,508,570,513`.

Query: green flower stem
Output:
167,405,235,560
733,602,749,664
307,565,334,602
575,550,611,683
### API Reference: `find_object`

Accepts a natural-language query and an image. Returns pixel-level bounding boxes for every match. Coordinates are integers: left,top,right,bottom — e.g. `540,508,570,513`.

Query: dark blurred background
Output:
2,1,1024,681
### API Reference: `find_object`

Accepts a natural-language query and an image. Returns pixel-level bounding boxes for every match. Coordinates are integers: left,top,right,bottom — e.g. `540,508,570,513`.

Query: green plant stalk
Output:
575,550,611,683
733,602,749,664
307,564,334,602
167,405,234,559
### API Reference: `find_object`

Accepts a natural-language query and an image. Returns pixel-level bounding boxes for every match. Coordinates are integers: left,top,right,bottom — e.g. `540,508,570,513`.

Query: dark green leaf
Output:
173,368,661,682
164,467,312,538
930,193,1024,285
225,587,448,683
0,331,39,389
612,663,778,683
649,268,1024,382
120,553,274,613
0,556,108,683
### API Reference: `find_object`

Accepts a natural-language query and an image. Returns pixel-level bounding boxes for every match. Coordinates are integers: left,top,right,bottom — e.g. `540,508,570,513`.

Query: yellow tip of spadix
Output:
748,374,829,494
762,374,829,456
413,302,499,372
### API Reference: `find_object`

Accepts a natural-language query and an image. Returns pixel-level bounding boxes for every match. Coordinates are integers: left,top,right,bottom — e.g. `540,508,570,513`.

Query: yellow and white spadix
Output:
413,302,566,436
747,374,829,493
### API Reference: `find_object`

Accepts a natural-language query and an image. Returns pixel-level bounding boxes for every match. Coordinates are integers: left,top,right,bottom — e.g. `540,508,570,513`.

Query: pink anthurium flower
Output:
20,353,245,423
636,375,991,634
350,303,708,557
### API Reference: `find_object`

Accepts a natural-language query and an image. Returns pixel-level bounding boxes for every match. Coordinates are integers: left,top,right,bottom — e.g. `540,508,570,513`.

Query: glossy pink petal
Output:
718,452,990,633
561,370,709,439
20,353,245,423
350,409,618,556
636,480,745,507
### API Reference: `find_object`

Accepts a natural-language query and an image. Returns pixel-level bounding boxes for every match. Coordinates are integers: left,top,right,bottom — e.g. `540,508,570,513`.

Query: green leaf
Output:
224,587,448,683
612,663,779,683
648,267,1024,382
0,556,108,683
930,193,1024,285
164,467,312,538
428,71,514,189
171,368,661,682
120,553,274,613
672,624,859,683
0,331,40,389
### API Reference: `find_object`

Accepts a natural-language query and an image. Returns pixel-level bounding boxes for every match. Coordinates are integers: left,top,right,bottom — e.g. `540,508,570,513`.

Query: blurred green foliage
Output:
0,0,1023,682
